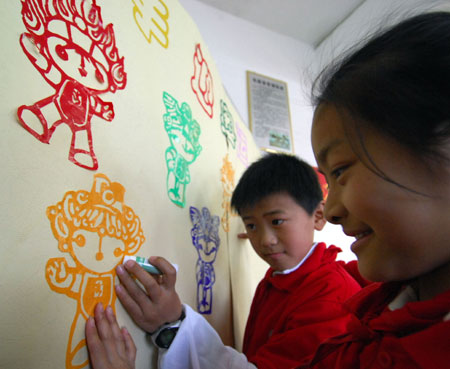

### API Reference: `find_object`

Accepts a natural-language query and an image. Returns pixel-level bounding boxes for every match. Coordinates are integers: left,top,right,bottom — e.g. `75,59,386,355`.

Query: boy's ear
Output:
237,232,249,239
313,201,327,231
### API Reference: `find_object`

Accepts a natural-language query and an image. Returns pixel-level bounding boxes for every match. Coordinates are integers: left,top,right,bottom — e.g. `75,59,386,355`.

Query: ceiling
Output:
196,0,365,47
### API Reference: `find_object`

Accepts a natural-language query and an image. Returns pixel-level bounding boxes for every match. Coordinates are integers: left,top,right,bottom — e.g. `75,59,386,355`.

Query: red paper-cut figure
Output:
17,0,127,170
191,43,214,118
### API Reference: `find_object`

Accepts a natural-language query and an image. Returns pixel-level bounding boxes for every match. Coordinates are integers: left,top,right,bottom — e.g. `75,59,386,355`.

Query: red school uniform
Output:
243,242,361,369
303,282,450,369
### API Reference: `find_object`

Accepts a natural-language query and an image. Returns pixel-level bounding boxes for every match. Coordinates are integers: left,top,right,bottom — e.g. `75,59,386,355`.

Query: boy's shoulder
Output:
302,244,362,290
276,243,361,299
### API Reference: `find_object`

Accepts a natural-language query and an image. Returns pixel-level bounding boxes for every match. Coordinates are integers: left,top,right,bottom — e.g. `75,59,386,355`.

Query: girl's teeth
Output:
355,231,370,240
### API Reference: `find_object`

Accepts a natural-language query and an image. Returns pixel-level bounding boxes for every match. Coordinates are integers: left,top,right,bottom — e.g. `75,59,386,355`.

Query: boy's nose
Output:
324,189,346,225
259,227,277,247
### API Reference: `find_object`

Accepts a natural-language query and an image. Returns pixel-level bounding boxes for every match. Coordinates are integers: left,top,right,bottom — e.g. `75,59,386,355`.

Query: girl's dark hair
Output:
312,12,450,173
231,153,323,216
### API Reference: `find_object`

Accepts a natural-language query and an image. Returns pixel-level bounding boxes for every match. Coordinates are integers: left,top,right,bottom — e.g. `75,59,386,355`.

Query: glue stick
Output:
123,256,179,274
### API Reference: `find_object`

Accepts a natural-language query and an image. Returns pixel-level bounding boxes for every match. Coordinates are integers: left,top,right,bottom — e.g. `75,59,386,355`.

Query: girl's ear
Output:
313,201,327,231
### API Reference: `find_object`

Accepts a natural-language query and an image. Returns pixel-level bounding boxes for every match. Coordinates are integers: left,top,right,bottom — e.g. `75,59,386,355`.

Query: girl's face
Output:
311,104,450,282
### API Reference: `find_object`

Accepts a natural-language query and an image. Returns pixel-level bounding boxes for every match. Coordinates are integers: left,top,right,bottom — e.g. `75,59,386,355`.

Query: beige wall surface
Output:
0,1,266,368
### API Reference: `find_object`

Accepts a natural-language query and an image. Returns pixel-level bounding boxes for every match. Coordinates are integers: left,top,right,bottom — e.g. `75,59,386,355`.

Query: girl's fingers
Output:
148,256,177,289
93,303,109,339
115,283,144,323
85,303,136,369
116,264,152,306
123,260,162,301
85,316,107,369
105,305,126,358
92,303,120,365
121,327,137,363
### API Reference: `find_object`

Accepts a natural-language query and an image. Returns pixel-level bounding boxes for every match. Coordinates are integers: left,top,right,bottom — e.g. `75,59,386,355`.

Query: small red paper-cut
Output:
17,0,127,170
314,167,329,200
191,43,214,118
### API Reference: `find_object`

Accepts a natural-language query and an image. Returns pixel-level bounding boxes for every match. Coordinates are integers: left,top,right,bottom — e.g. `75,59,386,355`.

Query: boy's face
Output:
240,192,324,271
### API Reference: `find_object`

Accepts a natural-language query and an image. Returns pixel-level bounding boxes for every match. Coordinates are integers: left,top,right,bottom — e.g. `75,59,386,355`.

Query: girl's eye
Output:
272,219,284,226
331,165,349,179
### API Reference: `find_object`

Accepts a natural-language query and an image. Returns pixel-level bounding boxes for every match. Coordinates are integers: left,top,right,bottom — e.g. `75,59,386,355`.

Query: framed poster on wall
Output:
246,71,294,153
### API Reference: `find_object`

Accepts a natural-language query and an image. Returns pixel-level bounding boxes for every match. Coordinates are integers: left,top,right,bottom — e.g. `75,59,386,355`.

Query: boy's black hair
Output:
312,12,450,172
230,153,323,216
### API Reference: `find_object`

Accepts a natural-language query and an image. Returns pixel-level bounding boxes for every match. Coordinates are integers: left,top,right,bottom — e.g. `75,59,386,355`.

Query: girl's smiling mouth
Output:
349,230,373,253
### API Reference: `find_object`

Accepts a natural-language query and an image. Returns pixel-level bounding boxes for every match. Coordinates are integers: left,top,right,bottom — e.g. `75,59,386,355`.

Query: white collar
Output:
273,243,318,275
388,285,450,321
388,285,418,310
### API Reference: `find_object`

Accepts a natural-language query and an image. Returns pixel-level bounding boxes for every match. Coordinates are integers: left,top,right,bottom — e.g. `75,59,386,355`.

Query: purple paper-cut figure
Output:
189,206,220,314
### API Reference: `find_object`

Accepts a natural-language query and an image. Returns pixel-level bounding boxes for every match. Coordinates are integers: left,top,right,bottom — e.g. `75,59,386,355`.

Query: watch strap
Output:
151,308,186,349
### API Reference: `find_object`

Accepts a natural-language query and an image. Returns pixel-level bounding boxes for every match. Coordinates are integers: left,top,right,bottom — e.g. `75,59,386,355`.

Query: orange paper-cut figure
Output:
45,173,145,369
220,154,237,233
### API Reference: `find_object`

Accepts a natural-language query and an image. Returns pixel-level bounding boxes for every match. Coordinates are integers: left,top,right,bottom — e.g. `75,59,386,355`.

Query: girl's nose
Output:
324,189,346,225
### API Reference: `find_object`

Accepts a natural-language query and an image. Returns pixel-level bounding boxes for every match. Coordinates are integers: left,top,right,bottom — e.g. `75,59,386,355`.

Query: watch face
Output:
156,327,179,349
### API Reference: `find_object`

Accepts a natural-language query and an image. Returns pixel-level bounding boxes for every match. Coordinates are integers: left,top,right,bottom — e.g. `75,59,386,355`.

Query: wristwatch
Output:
155,326,180,349
152,309,186,349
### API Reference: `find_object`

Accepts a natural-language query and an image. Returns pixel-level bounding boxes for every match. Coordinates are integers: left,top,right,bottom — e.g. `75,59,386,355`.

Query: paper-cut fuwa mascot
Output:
45,174,144,368
17,0,126,170
190,206,220,314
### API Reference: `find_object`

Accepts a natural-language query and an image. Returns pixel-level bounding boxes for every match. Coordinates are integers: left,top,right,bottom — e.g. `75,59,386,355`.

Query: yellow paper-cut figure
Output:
132,0,170,48
45,173,145,369
220,154,237,233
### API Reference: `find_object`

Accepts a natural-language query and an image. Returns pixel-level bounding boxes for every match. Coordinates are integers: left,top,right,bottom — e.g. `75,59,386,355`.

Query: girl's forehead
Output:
311,105,347,156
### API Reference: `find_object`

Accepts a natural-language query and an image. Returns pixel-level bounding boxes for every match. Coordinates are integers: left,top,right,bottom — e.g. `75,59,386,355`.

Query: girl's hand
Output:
85,303,136,369
115,256,183,333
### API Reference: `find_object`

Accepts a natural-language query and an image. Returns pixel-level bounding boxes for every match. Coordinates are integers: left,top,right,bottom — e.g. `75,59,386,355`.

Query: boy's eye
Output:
272,219,284,226
245,223,256,231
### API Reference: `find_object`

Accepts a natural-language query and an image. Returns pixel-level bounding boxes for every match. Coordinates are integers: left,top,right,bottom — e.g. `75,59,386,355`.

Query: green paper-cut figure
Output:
162,91,202,207
219,99,236,149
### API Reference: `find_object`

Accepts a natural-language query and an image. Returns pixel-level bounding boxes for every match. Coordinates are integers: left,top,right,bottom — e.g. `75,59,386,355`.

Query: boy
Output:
86,153,361,369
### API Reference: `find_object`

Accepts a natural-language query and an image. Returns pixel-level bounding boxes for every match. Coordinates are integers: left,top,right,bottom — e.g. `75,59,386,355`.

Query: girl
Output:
308,11,450,369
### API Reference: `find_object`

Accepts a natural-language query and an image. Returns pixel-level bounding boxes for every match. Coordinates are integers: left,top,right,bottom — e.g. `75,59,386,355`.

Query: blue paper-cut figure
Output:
189,206,220,314
162,91,202,207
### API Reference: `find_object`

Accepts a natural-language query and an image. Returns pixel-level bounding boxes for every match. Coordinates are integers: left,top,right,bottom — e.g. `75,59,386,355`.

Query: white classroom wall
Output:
314,0,450,75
